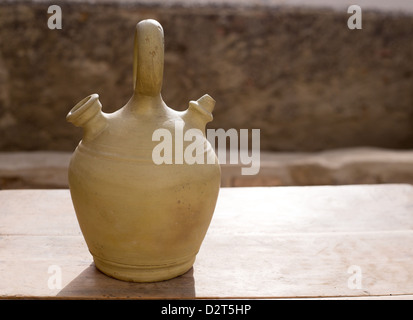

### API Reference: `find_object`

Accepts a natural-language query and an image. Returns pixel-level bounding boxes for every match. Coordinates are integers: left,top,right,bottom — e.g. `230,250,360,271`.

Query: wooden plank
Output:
2,184,413,235
1,232,412,299
0,190,80,236
0,185,413,299
194,231,413,298
0,236,196,299
211,184,413,234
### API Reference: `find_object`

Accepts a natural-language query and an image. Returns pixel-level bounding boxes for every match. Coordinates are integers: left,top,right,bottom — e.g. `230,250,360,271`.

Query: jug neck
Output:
125,93,166,114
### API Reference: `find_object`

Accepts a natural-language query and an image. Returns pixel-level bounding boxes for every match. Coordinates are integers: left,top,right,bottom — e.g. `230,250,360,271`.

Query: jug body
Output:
67,20,221,282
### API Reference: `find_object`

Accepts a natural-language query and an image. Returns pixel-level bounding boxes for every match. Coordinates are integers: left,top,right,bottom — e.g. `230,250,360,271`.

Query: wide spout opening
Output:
67,94,101,127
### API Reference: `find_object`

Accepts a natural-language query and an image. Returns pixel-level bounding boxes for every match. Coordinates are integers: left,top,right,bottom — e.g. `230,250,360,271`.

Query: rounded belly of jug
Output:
68,143,220,282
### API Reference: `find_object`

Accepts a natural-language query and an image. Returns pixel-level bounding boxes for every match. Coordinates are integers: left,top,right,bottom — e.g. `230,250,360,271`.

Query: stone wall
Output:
3,148,413,189
0,1,412,152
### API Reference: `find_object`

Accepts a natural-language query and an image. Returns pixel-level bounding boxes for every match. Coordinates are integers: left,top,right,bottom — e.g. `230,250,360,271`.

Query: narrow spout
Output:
67,94,107,141
182,94,216,132
191,94,215,120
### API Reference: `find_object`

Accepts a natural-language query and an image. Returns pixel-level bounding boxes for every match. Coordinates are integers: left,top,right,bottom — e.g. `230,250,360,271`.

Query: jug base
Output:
93,255,196,282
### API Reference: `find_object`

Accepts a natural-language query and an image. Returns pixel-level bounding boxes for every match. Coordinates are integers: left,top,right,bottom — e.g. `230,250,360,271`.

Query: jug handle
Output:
133,19,164,97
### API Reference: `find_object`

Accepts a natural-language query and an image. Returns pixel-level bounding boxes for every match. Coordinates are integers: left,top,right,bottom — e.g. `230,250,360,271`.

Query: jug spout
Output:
182,94,216,132
66,94,107,141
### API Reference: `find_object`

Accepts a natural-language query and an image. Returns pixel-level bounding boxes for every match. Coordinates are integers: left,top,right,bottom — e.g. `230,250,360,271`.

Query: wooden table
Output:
0,185,412,299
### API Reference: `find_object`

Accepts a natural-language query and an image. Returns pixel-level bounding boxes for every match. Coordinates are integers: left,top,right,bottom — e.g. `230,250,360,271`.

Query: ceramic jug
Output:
66,19,220,282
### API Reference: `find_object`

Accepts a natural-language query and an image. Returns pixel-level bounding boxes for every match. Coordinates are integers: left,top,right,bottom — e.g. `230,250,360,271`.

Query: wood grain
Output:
0,185,412,299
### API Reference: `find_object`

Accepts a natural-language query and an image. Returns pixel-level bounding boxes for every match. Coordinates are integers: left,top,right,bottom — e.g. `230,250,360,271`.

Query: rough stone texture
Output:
0,151,69,188
0,1,412,152
3,148,413,189
222,147,413,187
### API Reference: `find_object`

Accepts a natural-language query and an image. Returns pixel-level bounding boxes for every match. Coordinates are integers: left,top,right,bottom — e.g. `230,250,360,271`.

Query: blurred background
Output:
0,0,412,188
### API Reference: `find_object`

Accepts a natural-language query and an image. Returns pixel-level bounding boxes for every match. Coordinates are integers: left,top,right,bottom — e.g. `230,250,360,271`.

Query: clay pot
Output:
66,19,220,282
